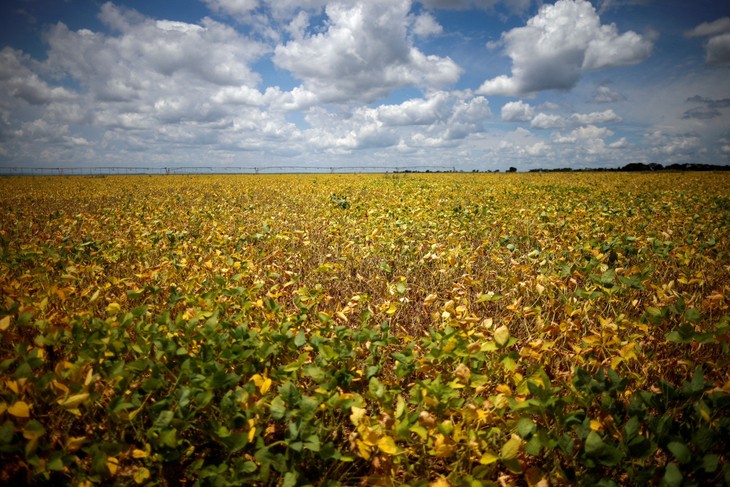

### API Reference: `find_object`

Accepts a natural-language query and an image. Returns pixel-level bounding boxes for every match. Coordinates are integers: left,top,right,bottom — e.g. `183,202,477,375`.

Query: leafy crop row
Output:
0,172,728,485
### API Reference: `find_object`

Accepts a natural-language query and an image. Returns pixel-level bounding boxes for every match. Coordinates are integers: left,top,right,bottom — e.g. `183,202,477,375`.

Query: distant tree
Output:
508,167,517,173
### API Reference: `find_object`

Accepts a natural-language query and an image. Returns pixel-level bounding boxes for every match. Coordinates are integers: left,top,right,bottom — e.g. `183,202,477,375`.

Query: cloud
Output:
682,96,730,119
530,113,565,129
411,12,443,37
501,100,534,121
552,124,614,154
705,33,730,66
570,109,622,124
0,47,76,106
374,91,454,125
47,3,266,92
305,91,490,153
608,137,628,148
646,130,701,156
273,0,461,104
686,17,730,66
477,0,653,96
40,2,268,128
418,0,532,14
1,2,310,160
593,85,625,103
520,108,621,129
203,0,259,18
682,106,721,120
525,141,549,156
685,17,730,38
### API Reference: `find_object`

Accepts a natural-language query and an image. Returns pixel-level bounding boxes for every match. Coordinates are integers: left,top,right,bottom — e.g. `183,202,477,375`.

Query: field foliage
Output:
0,172,729,486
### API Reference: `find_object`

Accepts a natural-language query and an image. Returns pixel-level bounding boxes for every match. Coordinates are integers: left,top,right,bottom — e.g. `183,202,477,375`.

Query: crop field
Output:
0,172,729,486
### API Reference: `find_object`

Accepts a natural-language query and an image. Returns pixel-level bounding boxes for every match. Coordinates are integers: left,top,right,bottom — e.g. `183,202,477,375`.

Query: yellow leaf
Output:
251,374,271,394
430,478,451,487
432,433,456,457
58,393,89,408
106,302,121,315
350,406,366,426
134,467,151,484
51,380,69,394
66,436,86,452
590,419,603,431
248,426,256,443
8,400,30,418
0,316,11,331
356,439,371,459
454,363,471,382
377,435,398,455
479,450,499,465
494,325,510,348
6,380,19,394
501,434,521,460
132,449,148,459
107,457,119,476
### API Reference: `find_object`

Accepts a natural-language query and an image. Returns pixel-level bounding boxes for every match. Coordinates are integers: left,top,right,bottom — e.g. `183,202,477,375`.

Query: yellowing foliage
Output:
0,172,728,485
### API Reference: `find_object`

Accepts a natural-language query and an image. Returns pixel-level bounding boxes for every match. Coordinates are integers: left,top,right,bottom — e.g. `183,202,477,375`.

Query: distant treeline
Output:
528,162,730,173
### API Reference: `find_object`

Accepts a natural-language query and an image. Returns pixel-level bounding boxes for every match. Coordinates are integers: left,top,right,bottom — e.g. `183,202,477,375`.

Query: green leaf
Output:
270,396,286,420
283,471,298,487
684,308,702,323
585,431,605,456
667,441,691,464
22,420,46,441
661,462,682,487
221,432,248,452
304,434,320,452
0,422,15,444
154,410,174,429
623,416,640,439
294,330,306,348
368,377,385,399
479,450,499,465
517,418,536,439
160,429,177,448
689,367,705,394
525,436,542,456
303,365,325,382
703,454,719,473
501,435,521,460
47,454,64,471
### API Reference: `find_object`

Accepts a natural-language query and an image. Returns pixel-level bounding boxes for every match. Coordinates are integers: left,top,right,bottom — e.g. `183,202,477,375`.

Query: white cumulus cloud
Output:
570,109,622,124
593,85,625,103
530,112,565,129
478,0,653,96
501,100,534,121
411,12,444,37
273,0,461,103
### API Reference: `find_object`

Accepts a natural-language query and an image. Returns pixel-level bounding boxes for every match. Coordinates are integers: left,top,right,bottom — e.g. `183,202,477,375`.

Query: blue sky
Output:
1,0,728,171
